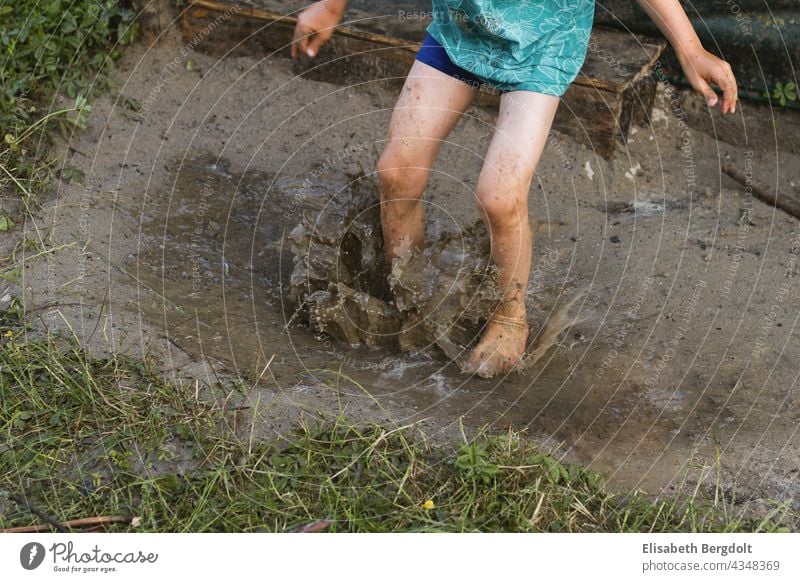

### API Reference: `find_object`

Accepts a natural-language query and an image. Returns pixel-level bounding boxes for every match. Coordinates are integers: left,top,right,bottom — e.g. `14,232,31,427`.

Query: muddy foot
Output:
462,315,529,378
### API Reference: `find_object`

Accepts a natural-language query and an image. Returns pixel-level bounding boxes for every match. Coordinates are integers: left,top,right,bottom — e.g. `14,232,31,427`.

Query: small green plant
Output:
455,442,499,484
763,81,797,107
0,211,14,232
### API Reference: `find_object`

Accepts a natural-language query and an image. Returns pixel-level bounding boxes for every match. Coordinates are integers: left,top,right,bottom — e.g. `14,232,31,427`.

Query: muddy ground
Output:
4,9,799,511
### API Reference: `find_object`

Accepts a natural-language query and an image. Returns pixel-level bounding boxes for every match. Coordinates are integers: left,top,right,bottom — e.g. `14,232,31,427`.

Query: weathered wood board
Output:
182,0,665,158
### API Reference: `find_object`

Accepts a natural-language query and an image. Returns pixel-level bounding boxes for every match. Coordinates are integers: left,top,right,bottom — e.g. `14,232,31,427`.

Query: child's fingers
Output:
716,63,738,114
292,24,310,60
694,76,719,108
306,29,332,58
703,62,737,114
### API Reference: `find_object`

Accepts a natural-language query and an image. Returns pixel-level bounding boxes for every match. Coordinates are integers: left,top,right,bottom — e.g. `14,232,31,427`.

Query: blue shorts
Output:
415,34,494,91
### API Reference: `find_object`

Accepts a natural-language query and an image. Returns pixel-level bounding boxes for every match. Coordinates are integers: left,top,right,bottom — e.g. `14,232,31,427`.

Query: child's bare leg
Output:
463,90,560,377
377,61,477,264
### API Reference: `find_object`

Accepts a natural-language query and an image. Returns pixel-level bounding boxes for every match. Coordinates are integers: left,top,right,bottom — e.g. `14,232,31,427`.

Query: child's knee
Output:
475,159,533,224
475,181,527,227
376,145,430,198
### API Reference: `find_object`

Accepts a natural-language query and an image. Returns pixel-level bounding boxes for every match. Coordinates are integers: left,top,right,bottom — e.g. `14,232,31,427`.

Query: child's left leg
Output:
463,90,561,377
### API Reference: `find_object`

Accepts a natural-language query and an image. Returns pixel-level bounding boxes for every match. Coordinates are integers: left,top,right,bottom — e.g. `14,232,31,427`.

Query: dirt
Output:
5,7,800,512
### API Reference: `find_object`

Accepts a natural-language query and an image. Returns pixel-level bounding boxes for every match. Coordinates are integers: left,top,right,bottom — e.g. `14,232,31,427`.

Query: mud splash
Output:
284,172,398,347
284,172,582,369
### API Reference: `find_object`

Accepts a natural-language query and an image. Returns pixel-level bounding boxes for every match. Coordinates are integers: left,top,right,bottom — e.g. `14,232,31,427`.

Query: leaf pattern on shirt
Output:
428,0,596,95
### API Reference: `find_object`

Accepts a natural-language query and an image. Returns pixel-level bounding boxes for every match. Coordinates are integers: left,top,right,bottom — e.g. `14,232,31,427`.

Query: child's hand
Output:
633,0,738,114
291,1,345,59
677,48,738,114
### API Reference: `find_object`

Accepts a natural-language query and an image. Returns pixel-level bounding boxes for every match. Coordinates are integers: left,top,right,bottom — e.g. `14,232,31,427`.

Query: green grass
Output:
0,317,796,532
0,0,138,205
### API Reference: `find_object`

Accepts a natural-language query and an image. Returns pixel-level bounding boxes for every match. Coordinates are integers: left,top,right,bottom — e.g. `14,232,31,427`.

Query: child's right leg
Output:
376,60,477,263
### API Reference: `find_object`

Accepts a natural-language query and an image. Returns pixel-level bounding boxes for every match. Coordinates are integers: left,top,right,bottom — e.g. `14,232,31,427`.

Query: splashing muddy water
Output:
127,156,747,494
285,170,584,370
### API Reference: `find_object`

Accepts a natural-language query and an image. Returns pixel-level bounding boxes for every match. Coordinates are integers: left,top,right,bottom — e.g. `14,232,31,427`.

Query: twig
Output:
1,514,133,533
723,161,800,220
7,493,68,533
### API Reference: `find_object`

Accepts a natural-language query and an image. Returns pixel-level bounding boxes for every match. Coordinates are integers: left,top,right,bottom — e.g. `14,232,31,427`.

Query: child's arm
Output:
634,0,738,114
292,0,349,59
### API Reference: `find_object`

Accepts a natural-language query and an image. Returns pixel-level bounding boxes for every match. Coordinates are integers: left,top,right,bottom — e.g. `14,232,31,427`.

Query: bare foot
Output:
462,314,529,378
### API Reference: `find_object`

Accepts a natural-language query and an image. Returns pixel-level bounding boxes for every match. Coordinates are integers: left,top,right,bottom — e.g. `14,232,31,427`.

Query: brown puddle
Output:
131,157,742,493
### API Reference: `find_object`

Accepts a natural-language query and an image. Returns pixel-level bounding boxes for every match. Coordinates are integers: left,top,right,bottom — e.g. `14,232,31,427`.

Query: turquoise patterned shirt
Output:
427,0,596,95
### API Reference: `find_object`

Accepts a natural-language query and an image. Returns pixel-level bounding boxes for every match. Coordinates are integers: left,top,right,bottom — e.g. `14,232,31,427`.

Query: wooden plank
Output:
183,0,665,158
